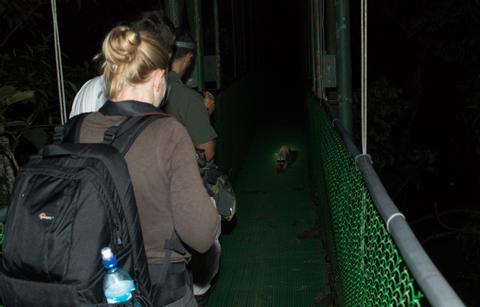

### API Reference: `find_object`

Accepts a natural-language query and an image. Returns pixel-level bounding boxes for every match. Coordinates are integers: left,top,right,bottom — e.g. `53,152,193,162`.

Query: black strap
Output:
53,113,90,144
99,100,168,117
159,232,188,284
103,116,148,145
97,100,168,155
148,263,188,306
164,238,187,256
157,276,187,305
106,116,163,155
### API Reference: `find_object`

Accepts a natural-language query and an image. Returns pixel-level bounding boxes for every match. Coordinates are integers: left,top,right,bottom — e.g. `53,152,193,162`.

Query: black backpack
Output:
0,102,167,307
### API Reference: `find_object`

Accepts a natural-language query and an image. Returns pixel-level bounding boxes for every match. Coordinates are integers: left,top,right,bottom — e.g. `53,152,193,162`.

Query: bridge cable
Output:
320,0,327,100
361,0,368,155
50,0,67,125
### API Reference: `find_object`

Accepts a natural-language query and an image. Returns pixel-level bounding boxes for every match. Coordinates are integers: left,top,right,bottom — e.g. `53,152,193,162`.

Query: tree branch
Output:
0,1,45,49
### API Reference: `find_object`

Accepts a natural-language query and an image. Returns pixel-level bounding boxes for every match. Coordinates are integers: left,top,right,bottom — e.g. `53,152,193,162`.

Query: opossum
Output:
275,145,292,173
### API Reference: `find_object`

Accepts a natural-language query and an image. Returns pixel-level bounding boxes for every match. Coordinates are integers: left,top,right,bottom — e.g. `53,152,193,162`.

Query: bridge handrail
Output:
322,100,465,307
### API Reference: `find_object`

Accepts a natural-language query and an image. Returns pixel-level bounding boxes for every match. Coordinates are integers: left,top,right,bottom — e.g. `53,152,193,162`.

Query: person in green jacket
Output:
165,29,220,307
165,30,217,161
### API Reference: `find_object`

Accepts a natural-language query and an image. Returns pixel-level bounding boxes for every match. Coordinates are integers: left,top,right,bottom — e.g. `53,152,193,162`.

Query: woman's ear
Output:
152,68,168,107
153,69,166,91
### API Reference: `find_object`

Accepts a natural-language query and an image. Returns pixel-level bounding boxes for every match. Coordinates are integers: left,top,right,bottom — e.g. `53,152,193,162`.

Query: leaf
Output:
0,86,16,100
22,127,48,150
0,86,34,107
5,121,27,128
6,90,34,105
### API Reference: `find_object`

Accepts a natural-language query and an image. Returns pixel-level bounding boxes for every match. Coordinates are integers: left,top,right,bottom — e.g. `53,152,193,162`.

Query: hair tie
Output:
109,62,117,72
128,31,141,46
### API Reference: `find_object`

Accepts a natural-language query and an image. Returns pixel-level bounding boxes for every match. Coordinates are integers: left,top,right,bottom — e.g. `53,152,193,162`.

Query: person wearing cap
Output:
166,29,217,161
166,29,220,306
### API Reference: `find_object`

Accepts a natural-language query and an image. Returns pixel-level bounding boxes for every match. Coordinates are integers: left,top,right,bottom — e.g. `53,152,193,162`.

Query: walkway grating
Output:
209,123,330,307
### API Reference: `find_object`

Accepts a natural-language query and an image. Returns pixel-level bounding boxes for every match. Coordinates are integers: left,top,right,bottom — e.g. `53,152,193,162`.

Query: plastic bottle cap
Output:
101,247,114,260
101,247,118,269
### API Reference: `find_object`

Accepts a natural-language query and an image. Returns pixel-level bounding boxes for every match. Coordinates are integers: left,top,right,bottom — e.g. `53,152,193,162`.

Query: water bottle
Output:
101,247,136,304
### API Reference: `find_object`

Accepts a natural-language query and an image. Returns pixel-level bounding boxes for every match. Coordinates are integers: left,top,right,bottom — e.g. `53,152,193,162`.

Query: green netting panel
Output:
0,221,2,307
308,100,423,306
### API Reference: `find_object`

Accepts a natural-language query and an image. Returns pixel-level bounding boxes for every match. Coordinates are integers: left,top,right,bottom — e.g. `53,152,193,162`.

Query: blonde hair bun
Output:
103,26,141,67
101,24,169,99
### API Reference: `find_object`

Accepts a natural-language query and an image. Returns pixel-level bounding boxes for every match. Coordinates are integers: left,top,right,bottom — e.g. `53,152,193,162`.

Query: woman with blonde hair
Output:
79,25,220,306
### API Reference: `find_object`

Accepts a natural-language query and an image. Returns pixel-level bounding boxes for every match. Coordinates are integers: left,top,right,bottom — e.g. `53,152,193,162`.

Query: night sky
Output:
1,0,480,304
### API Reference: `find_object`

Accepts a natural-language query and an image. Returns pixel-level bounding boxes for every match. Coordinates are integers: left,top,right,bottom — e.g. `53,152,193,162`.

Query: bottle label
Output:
105,280,135,303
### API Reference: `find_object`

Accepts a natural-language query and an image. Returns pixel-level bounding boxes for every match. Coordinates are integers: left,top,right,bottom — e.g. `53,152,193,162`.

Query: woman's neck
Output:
113,83,154,105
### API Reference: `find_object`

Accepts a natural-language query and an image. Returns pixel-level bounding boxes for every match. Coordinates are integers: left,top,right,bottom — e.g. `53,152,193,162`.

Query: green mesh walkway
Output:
209,121,330,307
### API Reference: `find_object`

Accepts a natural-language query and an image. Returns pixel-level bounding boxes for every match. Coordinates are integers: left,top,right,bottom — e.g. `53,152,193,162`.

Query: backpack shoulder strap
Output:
160,232,187,283
53,113,91,144
99,100,169,155
105,114,166,155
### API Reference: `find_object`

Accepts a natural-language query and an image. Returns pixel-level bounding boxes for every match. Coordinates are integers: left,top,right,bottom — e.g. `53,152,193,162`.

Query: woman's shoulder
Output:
147,114,184,129
142,115,195,164
143,115,192,143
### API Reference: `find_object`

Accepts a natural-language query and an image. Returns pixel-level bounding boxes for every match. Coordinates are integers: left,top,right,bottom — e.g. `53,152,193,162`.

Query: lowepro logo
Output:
38,212,54,221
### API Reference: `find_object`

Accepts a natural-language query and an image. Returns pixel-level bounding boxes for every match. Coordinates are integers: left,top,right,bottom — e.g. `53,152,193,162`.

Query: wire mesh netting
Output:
308,100,423,306
0,221,3,306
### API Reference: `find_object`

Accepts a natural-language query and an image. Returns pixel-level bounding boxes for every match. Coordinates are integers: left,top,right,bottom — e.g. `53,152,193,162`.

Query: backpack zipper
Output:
86,167,125,247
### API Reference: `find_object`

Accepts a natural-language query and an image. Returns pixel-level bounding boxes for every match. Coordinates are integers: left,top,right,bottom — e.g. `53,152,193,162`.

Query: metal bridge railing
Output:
308,98,465,307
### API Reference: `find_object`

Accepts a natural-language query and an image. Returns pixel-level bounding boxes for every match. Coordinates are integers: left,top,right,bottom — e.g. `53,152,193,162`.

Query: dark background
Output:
1,0,480,305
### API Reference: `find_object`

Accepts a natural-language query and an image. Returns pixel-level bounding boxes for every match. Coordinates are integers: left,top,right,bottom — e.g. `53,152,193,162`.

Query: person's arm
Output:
196,139,216,161
166,123,220,253
198,92,216,160
183,92,218,156
203,91,215,116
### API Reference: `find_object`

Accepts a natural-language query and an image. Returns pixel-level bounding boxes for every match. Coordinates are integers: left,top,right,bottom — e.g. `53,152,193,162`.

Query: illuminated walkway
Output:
209,121,330,306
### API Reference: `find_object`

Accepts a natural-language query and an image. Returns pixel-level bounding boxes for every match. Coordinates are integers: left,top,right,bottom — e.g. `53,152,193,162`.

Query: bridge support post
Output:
312,0,323,98
335,0,352,135
326,0,336,53
186,0,205,91
163,0,184,28
164,0,205,91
